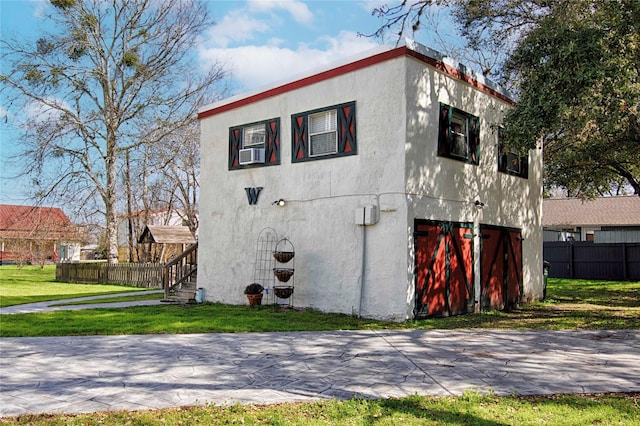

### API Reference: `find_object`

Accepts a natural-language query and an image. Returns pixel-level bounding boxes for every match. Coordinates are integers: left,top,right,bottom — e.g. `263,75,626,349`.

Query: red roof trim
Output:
198,47,407,120
404,49,516,106
198,45,514,119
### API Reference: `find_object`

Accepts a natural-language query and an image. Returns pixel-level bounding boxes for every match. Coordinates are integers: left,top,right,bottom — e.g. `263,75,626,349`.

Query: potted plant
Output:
244,283,264,306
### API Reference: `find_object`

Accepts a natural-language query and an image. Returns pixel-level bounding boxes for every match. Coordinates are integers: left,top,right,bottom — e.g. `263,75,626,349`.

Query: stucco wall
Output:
402,56,544,307
198,46,543,321
199,56,412,320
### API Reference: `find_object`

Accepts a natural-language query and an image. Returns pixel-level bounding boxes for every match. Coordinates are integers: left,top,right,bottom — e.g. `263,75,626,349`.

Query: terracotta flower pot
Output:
246,293,263,306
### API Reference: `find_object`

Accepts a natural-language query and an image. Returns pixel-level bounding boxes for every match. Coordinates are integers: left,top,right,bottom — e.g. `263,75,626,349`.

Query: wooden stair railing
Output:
162,242,198,303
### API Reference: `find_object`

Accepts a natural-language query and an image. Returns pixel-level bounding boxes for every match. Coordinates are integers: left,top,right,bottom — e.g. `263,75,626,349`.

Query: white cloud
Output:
247,0,313,24
23,98,71,125
199,31,380,91
207,9,271,48
30,0,49,19
199,1,385,92
206,1,314,49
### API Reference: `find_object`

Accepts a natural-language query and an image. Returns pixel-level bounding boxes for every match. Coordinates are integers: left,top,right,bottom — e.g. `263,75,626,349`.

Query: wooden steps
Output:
164,280,197,304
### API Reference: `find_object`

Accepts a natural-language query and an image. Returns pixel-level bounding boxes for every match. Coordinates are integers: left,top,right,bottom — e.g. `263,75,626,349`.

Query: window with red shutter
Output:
292,101,357,163
228,118,280,170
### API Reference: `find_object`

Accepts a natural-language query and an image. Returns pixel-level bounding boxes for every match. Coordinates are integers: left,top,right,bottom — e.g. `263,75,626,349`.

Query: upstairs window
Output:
497,128,528,178
292,101,356,162
242,124,266,148
309,110,337,156
229,118,280,170
438,103,480,165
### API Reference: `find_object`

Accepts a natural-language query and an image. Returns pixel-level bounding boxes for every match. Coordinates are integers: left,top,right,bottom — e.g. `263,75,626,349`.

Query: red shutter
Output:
266,119,280,164
338,103,356,154
292,115,307,161
229,128,241,169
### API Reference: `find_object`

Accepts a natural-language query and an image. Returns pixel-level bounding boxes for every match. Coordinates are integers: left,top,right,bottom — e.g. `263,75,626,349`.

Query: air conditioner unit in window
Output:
238,148,265,165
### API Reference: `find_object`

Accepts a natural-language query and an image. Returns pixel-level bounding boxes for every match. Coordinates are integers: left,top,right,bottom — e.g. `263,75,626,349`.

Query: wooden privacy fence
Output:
56,262,163,288
544,242,640,281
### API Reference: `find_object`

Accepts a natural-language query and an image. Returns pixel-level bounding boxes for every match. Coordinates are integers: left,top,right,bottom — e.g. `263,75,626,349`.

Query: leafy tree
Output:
370,0,640,197
1,0,226,263
367,0,513,84
501,0,640,197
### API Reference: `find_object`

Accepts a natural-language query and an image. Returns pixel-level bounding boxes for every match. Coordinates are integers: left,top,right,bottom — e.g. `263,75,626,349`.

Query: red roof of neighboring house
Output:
543,196,640,227
0,204,80,241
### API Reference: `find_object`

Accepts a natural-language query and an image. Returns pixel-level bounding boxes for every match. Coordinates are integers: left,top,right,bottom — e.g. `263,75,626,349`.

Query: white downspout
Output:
358,208,366,318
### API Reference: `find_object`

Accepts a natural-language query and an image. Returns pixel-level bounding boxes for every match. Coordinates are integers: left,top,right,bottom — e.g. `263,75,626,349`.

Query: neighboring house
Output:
0,204,82,264
197,40,543,321
543,196,640,243
117,209,196,261
138,225,197,263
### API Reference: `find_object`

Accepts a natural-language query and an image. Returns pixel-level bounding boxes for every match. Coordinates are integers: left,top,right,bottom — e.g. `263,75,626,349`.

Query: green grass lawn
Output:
1,265,639,336
2,391,638,425
403,278,640,330
0,302,400,336
544,278,640,307
0,265,152,307
51,291,162,306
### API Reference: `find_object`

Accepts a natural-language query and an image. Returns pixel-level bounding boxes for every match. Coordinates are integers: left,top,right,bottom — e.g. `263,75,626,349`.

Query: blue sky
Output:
0,0,458,205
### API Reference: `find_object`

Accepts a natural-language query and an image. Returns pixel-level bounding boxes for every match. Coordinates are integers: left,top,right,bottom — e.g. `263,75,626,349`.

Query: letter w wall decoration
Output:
245,187,263,205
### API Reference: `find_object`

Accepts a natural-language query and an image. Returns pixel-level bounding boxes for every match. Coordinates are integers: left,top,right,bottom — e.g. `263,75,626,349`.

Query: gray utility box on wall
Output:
354,205,379,226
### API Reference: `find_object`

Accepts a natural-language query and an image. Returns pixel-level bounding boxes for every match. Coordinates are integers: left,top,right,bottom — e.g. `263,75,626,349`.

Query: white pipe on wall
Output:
358,208,367,318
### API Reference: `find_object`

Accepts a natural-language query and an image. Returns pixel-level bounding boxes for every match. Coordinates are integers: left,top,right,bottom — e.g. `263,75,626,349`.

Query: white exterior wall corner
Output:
198,44,543,322
402,55,543,306
198,54,411,321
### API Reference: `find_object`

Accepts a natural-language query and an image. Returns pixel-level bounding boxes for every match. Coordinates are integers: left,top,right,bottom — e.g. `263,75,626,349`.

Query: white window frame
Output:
308,109,337,157
450,112,469,159
243,123,266,148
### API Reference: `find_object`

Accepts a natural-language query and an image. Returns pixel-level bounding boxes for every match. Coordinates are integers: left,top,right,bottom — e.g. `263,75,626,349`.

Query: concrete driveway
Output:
1,329,639,417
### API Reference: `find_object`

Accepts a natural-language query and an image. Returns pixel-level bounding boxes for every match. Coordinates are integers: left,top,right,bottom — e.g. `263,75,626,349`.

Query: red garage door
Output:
480,226,523,311
414,220,474,318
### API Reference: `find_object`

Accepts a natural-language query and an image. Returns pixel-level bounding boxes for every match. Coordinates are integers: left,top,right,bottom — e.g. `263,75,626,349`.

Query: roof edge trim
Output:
198,40,515,120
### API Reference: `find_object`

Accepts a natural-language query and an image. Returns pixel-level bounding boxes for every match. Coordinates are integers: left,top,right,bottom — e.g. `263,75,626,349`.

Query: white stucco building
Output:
197,41,543,321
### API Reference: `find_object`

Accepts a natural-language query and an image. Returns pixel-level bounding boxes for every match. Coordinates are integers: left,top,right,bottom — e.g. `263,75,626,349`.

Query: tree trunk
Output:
105,135,119,264
126,151,135,262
